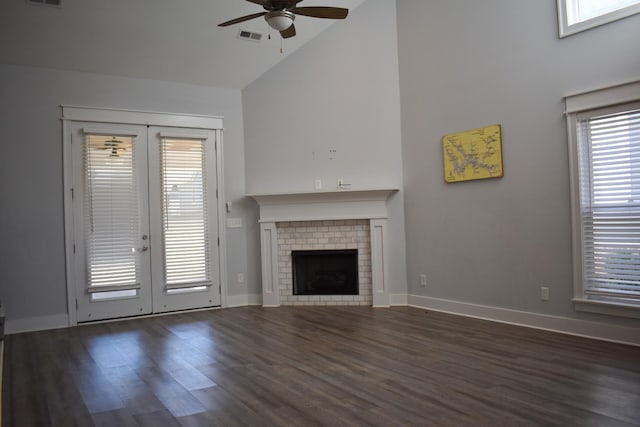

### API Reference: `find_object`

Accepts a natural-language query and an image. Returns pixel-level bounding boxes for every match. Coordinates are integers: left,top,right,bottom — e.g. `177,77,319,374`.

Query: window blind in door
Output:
160,137,211,290
578,108,640,301
84,134,141,291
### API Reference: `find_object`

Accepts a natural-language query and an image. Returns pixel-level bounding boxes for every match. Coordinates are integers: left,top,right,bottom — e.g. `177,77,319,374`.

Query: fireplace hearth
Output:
292,249,359,295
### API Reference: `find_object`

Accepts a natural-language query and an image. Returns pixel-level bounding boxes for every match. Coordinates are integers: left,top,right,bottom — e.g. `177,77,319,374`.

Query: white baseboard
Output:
7,296,636,347
6,313,69,335
390,293,408,306
227,294,262,308
406,294,640,347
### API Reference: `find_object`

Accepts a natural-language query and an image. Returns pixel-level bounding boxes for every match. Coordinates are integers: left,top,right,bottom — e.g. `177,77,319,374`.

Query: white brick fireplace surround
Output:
248,189,398,307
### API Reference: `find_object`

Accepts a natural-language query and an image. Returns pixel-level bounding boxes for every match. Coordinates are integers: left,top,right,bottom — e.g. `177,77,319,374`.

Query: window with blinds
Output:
577,107,640,303
160,137,211,291
84,134,141,292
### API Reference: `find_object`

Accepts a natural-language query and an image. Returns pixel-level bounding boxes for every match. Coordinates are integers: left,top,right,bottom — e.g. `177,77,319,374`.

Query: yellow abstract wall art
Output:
442,124,503,183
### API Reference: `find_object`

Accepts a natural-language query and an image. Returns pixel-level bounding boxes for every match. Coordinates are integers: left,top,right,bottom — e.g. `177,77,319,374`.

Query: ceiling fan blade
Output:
280,24,296,39
292,6,348,19
245,0,269,5
218,12,267,27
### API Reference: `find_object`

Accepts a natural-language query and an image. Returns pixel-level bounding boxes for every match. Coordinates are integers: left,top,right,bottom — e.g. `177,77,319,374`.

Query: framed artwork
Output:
442,124,503,183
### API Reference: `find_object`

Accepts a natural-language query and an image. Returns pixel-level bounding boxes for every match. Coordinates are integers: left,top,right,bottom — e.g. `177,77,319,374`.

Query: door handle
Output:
137,245,149,252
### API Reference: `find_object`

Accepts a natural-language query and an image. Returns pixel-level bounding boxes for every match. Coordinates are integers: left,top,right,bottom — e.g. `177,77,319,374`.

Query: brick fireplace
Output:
248,189,397,307
278,219,372,305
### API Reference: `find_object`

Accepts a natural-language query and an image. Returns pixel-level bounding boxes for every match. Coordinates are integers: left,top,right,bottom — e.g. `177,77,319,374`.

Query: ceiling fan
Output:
218,0,349,39
97,137,127,158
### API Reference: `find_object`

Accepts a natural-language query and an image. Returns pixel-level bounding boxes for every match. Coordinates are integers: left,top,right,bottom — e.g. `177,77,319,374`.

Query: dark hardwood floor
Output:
3,306,640,426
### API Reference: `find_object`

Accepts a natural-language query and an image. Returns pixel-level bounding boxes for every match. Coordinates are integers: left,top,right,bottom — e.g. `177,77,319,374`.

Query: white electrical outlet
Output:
237,273,245,284
419,274,427,286
540,286,550,301
315,179,322,190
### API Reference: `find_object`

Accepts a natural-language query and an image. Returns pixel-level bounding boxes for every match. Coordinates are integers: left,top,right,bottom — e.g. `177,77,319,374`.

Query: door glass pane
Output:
160,138,211,288
84,134,140,288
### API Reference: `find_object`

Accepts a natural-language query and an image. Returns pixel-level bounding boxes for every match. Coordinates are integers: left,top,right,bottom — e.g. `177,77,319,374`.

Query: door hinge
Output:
216,189,218,199
217,237,220,246
75,299,78,310
73,244,76,254
70,188,74,200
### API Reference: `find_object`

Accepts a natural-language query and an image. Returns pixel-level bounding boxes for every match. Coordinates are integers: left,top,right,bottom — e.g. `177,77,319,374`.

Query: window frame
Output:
566,80,640,319
558,0,640,37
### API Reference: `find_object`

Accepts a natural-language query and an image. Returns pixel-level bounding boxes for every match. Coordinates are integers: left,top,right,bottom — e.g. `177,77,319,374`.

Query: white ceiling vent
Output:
27,0,62,7
237,29,263,43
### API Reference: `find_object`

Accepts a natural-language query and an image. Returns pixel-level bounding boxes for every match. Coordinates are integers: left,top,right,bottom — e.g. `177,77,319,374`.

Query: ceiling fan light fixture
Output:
265,10,295,31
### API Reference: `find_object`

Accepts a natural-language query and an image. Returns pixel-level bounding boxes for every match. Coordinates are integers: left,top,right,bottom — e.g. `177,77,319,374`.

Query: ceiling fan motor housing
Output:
265,10,295,31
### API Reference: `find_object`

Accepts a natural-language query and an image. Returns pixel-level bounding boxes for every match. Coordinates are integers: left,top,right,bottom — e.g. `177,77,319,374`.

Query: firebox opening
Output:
292,249,359,295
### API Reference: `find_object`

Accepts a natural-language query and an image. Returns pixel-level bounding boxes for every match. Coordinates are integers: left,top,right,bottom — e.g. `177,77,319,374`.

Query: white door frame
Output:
62,106,228,326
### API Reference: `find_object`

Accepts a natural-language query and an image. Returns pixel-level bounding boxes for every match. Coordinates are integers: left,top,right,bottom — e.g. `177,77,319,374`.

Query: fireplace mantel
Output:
247,188,398,223
248,188,398,308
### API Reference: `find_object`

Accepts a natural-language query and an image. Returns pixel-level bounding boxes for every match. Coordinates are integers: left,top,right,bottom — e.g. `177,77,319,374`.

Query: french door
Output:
70,122,220,322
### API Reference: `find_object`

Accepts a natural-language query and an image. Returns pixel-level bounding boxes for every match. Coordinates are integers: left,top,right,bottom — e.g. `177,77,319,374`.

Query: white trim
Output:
250,190,397,308
62,119,77,326
564,80,640,114
6,314,70,335
7,296,637,346
370,218,390,307
565,82,640,317
390,293,408,306
566,110,585,313
158,132,210,140
259,222,280,307
216,129,229,308
248,189,398,223
62,106,227,324
573,298,640,319
61,105,223,129
82,127,139,137
227,294,263,307
406,295,640,347
558,0,640,37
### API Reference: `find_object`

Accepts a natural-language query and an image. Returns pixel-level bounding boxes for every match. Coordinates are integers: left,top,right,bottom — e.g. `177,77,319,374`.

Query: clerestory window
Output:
558,0,640,37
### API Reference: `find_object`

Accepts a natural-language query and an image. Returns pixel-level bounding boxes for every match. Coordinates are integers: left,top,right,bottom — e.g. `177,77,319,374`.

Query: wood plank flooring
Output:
3,306,640,426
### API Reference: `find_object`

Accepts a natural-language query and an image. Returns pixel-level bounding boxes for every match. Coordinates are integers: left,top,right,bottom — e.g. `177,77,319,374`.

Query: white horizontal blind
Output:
84,134,141,290
578,108,640,301
160,138,211,289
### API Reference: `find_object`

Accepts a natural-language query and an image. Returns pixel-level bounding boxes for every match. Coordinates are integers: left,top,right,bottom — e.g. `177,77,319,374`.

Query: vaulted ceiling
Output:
0,0,366,89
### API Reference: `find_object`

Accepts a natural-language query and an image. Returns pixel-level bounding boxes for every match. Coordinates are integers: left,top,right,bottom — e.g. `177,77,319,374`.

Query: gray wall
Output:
3,0,638,334
397,1,640,326
242,0,407,295
0,64,249,325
